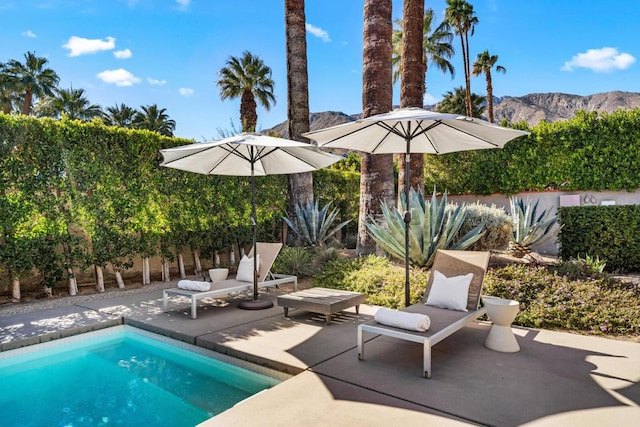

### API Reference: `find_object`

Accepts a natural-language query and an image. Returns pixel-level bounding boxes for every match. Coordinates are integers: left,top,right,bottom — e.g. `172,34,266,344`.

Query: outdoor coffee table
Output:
277,287,365,324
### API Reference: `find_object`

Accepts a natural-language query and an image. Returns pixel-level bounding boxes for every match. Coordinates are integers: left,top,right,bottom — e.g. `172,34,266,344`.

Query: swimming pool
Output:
0,326,286,427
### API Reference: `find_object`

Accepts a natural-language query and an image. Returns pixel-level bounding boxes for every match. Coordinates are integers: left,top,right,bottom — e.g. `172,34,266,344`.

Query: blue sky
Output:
1,0,639,140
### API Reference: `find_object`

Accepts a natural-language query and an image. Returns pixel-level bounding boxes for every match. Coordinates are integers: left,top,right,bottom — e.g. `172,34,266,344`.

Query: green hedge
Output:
425,109,640,195
558,205,640,273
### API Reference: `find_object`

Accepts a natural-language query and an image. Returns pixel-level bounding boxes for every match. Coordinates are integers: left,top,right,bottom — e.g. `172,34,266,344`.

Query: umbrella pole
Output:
404,135,411,307
238,160,274,310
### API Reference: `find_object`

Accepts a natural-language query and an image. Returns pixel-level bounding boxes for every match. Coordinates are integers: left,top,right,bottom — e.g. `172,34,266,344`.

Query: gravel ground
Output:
0,280,177,317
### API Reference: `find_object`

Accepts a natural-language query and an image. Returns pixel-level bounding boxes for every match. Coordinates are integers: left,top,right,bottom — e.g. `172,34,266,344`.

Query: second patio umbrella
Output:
160,132,342,310
303,107,530,306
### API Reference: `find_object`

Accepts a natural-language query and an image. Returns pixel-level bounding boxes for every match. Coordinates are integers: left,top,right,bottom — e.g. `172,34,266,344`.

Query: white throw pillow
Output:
425,270,473,312
236,254,260,283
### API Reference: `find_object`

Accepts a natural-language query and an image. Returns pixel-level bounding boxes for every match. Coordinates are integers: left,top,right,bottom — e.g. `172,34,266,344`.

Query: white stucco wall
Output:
449,189,640,256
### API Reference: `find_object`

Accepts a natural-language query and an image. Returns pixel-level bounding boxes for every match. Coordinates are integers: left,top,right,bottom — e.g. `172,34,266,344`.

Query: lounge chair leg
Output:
357,326,365,360
191,298,197,319
423,341,432,379
283,307,289,318
355,304,360,314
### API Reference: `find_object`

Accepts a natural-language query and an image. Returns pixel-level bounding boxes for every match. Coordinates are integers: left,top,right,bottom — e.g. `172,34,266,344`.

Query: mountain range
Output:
267,91,640,137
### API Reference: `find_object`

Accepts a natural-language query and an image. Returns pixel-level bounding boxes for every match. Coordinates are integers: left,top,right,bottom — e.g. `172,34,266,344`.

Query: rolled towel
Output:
178,280,211,292
374,307,431,332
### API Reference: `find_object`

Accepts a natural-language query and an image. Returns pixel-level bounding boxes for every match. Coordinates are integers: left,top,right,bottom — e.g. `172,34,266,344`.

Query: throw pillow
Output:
425,270,473,312
236,254,260,283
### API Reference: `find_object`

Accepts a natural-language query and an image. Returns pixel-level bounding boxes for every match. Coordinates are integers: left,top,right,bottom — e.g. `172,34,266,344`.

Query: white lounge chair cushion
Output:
374,307,431,331
425,270,473,312
236,254,260,282
177,280,211,292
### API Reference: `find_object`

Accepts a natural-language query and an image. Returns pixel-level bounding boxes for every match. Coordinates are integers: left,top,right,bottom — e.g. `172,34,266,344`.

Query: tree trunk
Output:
214,251,221,267
193,249,202,274
11,276,20,301
68,267,77,296
398,0,425,200
486,72,494,122
464,32,473,117
114,270,125,289
359,0,395,255
240,90,258,132
95,265,105,293
161,257,171,282
177,253,186,278
285,0,314,215
143,257,150,285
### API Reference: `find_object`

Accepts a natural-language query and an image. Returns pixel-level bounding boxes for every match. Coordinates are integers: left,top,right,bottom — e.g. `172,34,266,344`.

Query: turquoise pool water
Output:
0,327,281,427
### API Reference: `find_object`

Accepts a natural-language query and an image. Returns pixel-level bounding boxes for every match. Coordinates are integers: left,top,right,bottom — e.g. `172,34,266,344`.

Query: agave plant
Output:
366,188,485,268
283,200,352,247
508,196,559,258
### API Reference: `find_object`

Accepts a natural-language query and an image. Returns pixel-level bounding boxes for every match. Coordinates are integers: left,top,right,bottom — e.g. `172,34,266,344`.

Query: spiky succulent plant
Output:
366,188,485,268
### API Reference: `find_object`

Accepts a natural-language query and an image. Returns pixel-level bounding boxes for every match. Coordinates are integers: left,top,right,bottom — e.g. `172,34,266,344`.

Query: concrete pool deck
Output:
1,279,639,426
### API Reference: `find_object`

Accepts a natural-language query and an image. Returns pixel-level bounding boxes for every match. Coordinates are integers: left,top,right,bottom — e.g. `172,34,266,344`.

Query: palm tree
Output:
133,104,176,136
104,103,138,128
444,0,478,117
35,87,103,121
5,51,60,115
472,50,505,123
0,62,18,114
285,0,314,221
437,86,485,117
358,0,395,255
217,51,276,132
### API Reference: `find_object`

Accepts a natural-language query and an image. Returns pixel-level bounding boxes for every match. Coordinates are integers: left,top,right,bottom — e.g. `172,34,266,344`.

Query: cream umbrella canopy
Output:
160,132,343,310
303,107,530,306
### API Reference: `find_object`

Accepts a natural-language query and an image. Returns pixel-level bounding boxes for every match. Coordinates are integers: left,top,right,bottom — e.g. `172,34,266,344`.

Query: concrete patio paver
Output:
1,282,639,426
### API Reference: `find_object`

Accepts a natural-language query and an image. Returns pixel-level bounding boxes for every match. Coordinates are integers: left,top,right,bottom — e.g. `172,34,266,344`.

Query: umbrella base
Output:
238,299,274,310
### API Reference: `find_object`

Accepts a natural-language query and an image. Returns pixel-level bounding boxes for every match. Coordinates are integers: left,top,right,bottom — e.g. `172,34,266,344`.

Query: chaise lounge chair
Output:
162,242,297,319
357,249,490,378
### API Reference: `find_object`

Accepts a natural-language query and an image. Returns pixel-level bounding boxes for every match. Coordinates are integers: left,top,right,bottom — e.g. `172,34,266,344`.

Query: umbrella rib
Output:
317,122,380,145
412,120,443,154
439,121,501,147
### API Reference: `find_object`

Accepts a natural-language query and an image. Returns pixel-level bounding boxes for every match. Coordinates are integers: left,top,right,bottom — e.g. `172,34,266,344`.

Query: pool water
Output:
0,327,281,427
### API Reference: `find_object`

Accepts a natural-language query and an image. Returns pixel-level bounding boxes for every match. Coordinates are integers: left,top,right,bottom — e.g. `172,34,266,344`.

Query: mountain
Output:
266,91,640,136
493,91,640,125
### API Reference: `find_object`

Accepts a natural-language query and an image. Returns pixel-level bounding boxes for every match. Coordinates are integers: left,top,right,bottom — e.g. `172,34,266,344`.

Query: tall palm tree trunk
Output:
285,0,314,222
359,0,395,255
240,90,258,132
22,89,33,115
486,72,494,122
398,0,425,199
464,32,472,116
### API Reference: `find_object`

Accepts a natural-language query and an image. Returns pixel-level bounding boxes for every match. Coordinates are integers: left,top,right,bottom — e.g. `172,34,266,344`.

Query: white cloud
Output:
306,23,330,42
179,88,194,96
21,30,37,38
148,77,167,86
562,47,636,73
175,0,191,9
113,49,132,59
96,68,141,86
63,36,116,57
423,93,439,105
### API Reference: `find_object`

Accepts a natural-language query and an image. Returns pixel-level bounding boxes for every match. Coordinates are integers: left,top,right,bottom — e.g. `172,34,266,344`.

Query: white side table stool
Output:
483,296,520,352
208,268,229,282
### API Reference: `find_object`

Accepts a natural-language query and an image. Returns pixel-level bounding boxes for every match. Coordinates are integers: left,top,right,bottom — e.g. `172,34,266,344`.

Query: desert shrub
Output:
551,256,607,281
484,264,640,335
458,203,512,251
272,246,315,277
313,255,429,309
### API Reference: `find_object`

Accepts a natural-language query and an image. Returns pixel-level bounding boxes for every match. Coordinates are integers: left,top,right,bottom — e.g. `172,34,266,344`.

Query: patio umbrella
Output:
303,107,530,307
160,132,343,310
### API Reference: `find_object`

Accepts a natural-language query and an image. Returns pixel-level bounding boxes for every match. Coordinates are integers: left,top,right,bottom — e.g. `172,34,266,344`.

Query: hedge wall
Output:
558,205,640,273
424,109,640,195
0,115,357,289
